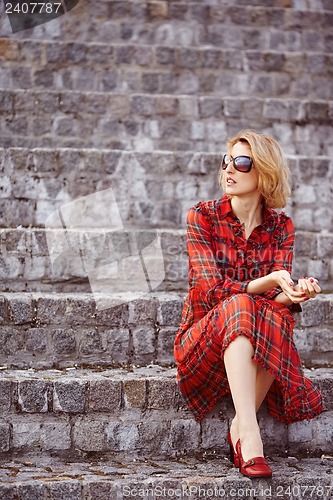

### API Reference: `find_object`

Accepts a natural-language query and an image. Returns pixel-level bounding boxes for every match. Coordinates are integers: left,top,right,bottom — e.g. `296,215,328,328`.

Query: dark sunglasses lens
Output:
222,154,229,169
234,156,252,172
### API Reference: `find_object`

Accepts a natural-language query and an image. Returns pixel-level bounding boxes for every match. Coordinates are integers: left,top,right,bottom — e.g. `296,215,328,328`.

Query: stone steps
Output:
0,148,332,231
0,456,332,500
1,90,333,152
0,292,332,369
2,2,333,48
1,227,333,293
1,38,333,98
0,365,331,461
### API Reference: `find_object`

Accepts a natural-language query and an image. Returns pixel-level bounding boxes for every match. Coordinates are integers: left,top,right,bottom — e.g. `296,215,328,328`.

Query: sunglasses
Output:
221,154,253,173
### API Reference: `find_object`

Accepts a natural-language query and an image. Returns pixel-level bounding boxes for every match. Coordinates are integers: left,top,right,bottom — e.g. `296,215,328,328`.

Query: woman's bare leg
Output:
224,335,274,462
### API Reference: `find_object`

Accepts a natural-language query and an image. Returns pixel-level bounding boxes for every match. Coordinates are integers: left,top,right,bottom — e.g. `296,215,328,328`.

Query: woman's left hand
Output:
294,276,321,300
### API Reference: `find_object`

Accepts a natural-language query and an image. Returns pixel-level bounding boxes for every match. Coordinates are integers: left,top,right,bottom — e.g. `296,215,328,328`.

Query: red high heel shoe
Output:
227,432,239,468
236,440,272,478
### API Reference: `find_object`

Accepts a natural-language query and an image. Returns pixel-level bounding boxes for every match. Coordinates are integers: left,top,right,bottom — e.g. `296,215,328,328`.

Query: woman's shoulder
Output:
190,199,219,213
266,206,294,229
189,195,229,217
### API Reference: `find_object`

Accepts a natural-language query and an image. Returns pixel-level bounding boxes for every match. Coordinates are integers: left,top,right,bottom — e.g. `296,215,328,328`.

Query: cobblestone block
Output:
46,481,82,500
53,380,88,413
123,379,147,409
41,420,71,451
79,329,104,355
107,421,139,451
0,297,6,324
156,47,175,65
300,299,329,327
12,420,41,449
199,97,222,118
36,297,67,326
0,380,11,412
51,329,76,355
156,295,182,326
138,420,170,453
18,380,50,413
131,95,154,116
157,327,177,366
128,298,157,325
94,301,129,327
155,96,178,115
132,326,156,364
201,418,229,452
147,1,168,20
16,482,49,500
74,417,109,451
87,481,119,500
148,379,176,409
104,328,130,364
25,329,47,354
88,379,122,412
0,420,10,452
169,419,200,453
0,328,25,357
289,411,333,450
7,296,33,325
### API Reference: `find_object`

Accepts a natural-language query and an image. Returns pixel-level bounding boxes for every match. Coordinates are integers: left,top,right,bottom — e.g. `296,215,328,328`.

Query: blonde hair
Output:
218,129,291,208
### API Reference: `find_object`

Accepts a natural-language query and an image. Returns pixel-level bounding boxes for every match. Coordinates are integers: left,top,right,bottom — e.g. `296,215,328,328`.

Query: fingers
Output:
284,288,308,304
298,277,321,299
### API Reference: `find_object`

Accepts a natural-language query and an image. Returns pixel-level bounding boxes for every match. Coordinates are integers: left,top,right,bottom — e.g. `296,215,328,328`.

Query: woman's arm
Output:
186,205,250,307
246,270,305,302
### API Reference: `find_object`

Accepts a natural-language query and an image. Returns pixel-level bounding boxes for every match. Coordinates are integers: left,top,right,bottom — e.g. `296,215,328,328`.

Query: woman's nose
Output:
225,162,235,173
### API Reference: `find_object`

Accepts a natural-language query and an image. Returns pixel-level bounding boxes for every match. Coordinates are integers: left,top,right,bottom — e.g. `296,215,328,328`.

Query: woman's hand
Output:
270,270,307,303
294,276,321,300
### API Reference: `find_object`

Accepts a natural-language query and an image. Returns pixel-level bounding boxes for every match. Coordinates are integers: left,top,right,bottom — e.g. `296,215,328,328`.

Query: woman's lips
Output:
226,177,236,184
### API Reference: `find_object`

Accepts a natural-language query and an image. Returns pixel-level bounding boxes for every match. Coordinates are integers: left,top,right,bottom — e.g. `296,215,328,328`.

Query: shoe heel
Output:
236,440,272,478
227,432,239,468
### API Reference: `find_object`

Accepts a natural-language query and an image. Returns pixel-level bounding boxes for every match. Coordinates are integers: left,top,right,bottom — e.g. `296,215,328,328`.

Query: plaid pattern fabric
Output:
174,195,324,422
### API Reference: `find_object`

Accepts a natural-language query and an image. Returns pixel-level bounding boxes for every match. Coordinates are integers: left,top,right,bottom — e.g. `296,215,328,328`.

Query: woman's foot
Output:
229,417,239,454
238,427,264,462
236,439,272,478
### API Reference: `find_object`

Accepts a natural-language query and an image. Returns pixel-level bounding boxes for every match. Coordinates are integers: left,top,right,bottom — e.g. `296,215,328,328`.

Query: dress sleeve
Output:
186,206,250,307
261,215,301,311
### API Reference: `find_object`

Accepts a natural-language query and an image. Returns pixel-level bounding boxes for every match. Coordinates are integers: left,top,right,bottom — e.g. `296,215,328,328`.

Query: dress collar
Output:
217,194,276,230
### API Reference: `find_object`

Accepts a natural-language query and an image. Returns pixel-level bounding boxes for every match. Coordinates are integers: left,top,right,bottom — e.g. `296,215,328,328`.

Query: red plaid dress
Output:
174,195,324,422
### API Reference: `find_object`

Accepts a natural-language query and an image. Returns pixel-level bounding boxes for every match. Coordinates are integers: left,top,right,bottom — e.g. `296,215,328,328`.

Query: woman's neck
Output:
230,194,264,229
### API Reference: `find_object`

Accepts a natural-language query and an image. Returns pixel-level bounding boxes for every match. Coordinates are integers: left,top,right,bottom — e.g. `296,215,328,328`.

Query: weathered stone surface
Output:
107,421,139,451
41,420,71,451
73,417,109,452
0,421,10,452
0,380,12,412
131,326,156,364
123,379,146,408
18,380,50,413
88,380,122,412
53,380,88,413
148,379,176,409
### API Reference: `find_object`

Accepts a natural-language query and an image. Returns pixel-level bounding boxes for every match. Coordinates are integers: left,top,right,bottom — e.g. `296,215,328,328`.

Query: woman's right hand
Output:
270,270,307,303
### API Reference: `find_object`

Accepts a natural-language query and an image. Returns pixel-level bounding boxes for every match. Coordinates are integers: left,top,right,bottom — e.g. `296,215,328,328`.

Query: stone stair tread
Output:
0,291,332,370
0,456,332,500
0,363,332,381
3,2,333,49
2,91,332,152
0,365,331,460
2,38,332,99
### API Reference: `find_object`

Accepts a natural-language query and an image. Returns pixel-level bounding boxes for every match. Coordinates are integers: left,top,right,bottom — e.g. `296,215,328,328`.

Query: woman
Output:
174,129,324,478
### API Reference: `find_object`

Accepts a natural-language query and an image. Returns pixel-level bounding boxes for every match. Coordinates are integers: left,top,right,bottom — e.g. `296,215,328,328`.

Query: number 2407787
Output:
5,3,63,14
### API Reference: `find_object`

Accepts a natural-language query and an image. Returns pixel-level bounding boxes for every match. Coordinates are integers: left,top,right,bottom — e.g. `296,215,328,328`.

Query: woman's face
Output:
223,141,259,198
